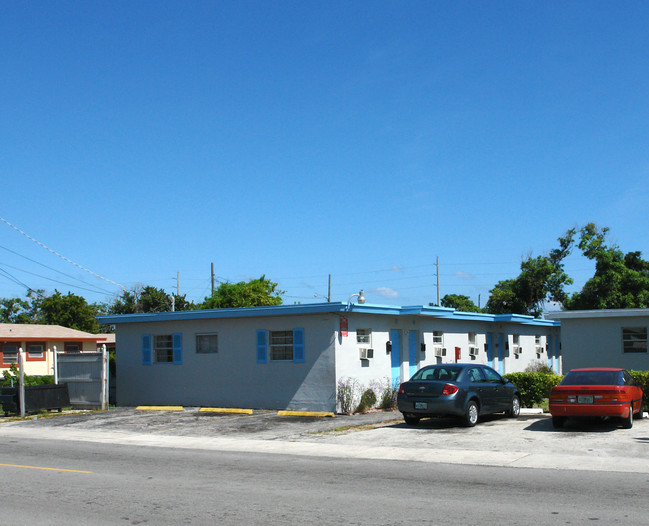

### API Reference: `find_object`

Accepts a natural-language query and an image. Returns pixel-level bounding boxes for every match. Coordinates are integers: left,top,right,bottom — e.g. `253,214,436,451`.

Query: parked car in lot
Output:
549,367,644,429
397,363,521,427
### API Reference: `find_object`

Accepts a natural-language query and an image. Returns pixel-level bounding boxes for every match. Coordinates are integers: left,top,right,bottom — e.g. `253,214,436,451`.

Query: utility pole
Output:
211,262,215,294
436,256,440,306
328,274,331,302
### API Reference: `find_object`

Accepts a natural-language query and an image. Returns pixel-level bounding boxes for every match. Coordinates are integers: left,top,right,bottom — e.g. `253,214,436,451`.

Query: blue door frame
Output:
390,329,400,385
408,331,417,378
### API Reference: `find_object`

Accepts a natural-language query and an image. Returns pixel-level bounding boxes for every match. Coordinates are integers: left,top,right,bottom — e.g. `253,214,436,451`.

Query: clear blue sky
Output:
1,1,648,309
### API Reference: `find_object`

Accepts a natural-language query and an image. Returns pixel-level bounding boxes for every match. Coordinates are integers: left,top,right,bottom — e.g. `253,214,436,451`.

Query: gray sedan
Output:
397,363,521,427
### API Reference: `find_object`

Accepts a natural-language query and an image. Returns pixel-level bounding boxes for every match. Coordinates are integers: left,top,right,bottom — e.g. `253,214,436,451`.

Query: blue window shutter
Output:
256,330,267,363
142,334,152,365
293,328,305,363
172,333,183,364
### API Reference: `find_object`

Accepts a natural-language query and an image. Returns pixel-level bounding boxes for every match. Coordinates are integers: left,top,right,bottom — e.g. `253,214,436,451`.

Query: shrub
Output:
630,370,649,412
503,372,563,408
336,377,359,415
378,377,399,410
355,388,377,413
1,364,54,387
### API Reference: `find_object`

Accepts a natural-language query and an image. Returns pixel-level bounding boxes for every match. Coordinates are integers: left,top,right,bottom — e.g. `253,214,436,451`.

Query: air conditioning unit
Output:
512,345,522,356
434,346,446,358
535,345,544,354
468,346,479,357
359,348,374,360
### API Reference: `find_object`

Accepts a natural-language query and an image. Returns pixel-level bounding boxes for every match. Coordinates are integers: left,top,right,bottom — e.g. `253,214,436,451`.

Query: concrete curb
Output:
199,408,253,415
277,411,335,418
135,406,184,411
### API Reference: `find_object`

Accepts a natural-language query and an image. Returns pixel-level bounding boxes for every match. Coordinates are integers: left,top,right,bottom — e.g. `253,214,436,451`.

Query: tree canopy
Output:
201,275,283,309
108,285,194,314
439,294,482,313
34,290,105,333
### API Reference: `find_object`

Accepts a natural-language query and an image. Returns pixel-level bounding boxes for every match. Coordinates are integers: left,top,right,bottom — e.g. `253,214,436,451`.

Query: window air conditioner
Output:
535,345,544,354
469,346,479,357
512,345,522,356
359,348,374,360
434,346,446,358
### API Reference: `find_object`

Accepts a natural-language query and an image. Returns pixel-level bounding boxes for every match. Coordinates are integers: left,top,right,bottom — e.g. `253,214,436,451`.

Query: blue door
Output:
390,329,400,385
408,331,418,378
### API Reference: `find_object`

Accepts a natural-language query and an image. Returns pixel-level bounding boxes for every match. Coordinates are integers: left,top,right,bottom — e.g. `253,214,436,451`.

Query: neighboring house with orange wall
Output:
0,324,111,376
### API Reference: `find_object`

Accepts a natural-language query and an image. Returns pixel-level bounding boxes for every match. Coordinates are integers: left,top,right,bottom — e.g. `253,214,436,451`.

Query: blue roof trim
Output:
98,302,560,327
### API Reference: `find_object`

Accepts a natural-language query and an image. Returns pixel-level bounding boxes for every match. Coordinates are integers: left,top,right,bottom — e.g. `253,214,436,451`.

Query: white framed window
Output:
513,334,520,346
27,343,44,358
196,333,218,354
535,335,541,346
356,329,371,345
154,335,174,363
270,330,294,361
468,332,477,346
433,331,444,345
622,327,647,353
1,343,18,365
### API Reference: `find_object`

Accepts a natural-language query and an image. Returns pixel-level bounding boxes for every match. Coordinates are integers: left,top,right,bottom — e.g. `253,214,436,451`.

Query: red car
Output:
549,368,644,429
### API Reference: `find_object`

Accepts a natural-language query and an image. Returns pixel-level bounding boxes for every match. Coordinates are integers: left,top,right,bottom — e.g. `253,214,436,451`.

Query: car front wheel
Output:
506,395,521,418
462,401,479,427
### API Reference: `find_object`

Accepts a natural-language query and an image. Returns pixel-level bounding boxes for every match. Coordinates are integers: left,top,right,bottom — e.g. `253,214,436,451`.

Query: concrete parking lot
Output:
2,407,649,473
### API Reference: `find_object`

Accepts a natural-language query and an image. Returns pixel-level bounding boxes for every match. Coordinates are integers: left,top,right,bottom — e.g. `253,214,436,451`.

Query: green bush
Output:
503,372,563,408
1,364,54,387
355,388,377,413
630,370,649,412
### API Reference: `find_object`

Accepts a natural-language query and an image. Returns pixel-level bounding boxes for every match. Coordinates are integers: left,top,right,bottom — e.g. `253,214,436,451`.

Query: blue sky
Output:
1,1,648,309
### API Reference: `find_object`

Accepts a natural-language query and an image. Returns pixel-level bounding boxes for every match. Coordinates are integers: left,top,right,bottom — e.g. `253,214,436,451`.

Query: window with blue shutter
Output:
142,334,152,365
256,330,267,363
293,328,305,363
172,333,182,364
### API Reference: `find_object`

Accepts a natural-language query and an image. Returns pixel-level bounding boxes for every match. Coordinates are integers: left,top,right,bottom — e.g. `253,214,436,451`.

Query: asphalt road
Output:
3,437,648,525
2,408,649,524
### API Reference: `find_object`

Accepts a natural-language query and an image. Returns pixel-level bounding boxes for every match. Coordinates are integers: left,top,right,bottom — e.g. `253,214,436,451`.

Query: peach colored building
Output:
0,324,111,376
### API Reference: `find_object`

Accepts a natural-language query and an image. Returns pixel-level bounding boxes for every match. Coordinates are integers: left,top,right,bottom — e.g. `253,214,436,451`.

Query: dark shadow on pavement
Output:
525,416,621,433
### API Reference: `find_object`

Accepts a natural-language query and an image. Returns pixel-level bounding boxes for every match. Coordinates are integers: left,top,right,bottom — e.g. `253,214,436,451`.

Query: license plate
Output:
577,395,593,404
414,402,427,409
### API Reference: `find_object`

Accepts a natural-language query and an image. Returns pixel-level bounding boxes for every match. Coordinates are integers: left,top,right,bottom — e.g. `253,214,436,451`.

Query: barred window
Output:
196,333,218,354
154,335,174,362
270,330,293,361
356,329,371,345
622,327,647,353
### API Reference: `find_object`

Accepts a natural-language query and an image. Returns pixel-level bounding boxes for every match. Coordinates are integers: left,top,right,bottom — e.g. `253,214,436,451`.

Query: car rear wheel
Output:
506,395,521,418
622,404,633,429
633,400,644,420
552,416,565,429
404,414,420,426
462,401,479,427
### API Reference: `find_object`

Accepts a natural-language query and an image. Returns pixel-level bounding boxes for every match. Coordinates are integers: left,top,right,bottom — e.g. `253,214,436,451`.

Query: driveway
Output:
2,407,648,473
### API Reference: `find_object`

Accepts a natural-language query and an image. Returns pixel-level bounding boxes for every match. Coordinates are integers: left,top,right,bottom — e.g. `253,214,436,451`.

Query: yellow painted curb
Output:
199,408,253,415
277,410,335,418
136,406,184,411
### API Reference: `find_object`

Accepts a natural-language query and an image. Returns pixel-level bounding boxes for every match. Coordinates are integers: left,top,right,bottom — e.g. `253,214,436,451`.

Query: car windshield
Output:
560,370,622,386
411,367,461,382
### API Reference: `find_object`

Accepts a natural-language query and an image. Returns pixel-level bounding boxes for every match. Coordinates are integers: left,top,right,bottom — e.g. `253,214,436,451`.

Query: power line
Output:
0,215,125,290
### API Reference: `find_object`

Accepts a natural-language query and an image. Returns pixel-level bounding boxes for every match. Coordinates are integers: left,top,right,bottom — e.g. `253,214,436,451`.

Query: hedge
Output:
504,371,649,412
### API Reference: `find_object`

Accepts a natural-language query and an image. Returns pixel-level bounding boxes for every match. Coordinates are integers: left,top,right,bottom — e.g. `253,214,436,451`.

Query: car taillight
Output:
398,385,406,395
441,384,458,395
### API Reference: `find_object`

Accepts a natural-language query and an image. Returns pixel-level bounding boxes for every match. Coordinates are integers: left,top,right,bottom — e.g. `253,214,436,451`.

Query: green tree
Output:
108,285,194,314
565,223,649,309
438,294,482,313
201,275,283,309
0,297,34,323
485,229,575,317
35,290,105,333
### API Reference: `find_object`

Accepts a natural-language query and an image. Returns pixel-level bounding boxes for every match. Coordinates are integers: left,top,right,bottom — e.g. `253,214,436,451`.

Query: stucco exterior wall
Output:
115,314,337,412
556,315,649,371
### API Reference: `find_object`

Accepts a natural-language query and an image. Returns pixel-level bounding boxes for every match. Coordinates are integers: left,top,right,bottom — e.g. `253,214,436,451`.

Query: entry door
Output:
390,329,400,385
408,331,418,378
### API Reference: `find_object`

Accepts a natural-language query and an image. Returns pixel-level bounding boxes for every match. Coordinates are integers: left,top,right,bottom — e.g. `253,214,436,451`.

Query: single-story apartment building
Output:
99,302,561,413
0,324,112,376
544,308,649,371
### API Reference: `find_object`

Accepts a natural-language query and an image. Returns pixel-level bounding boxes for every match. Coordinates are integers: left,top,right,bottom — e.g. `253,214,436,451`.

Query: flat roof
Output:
98,302,560,327
545,308,649,320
